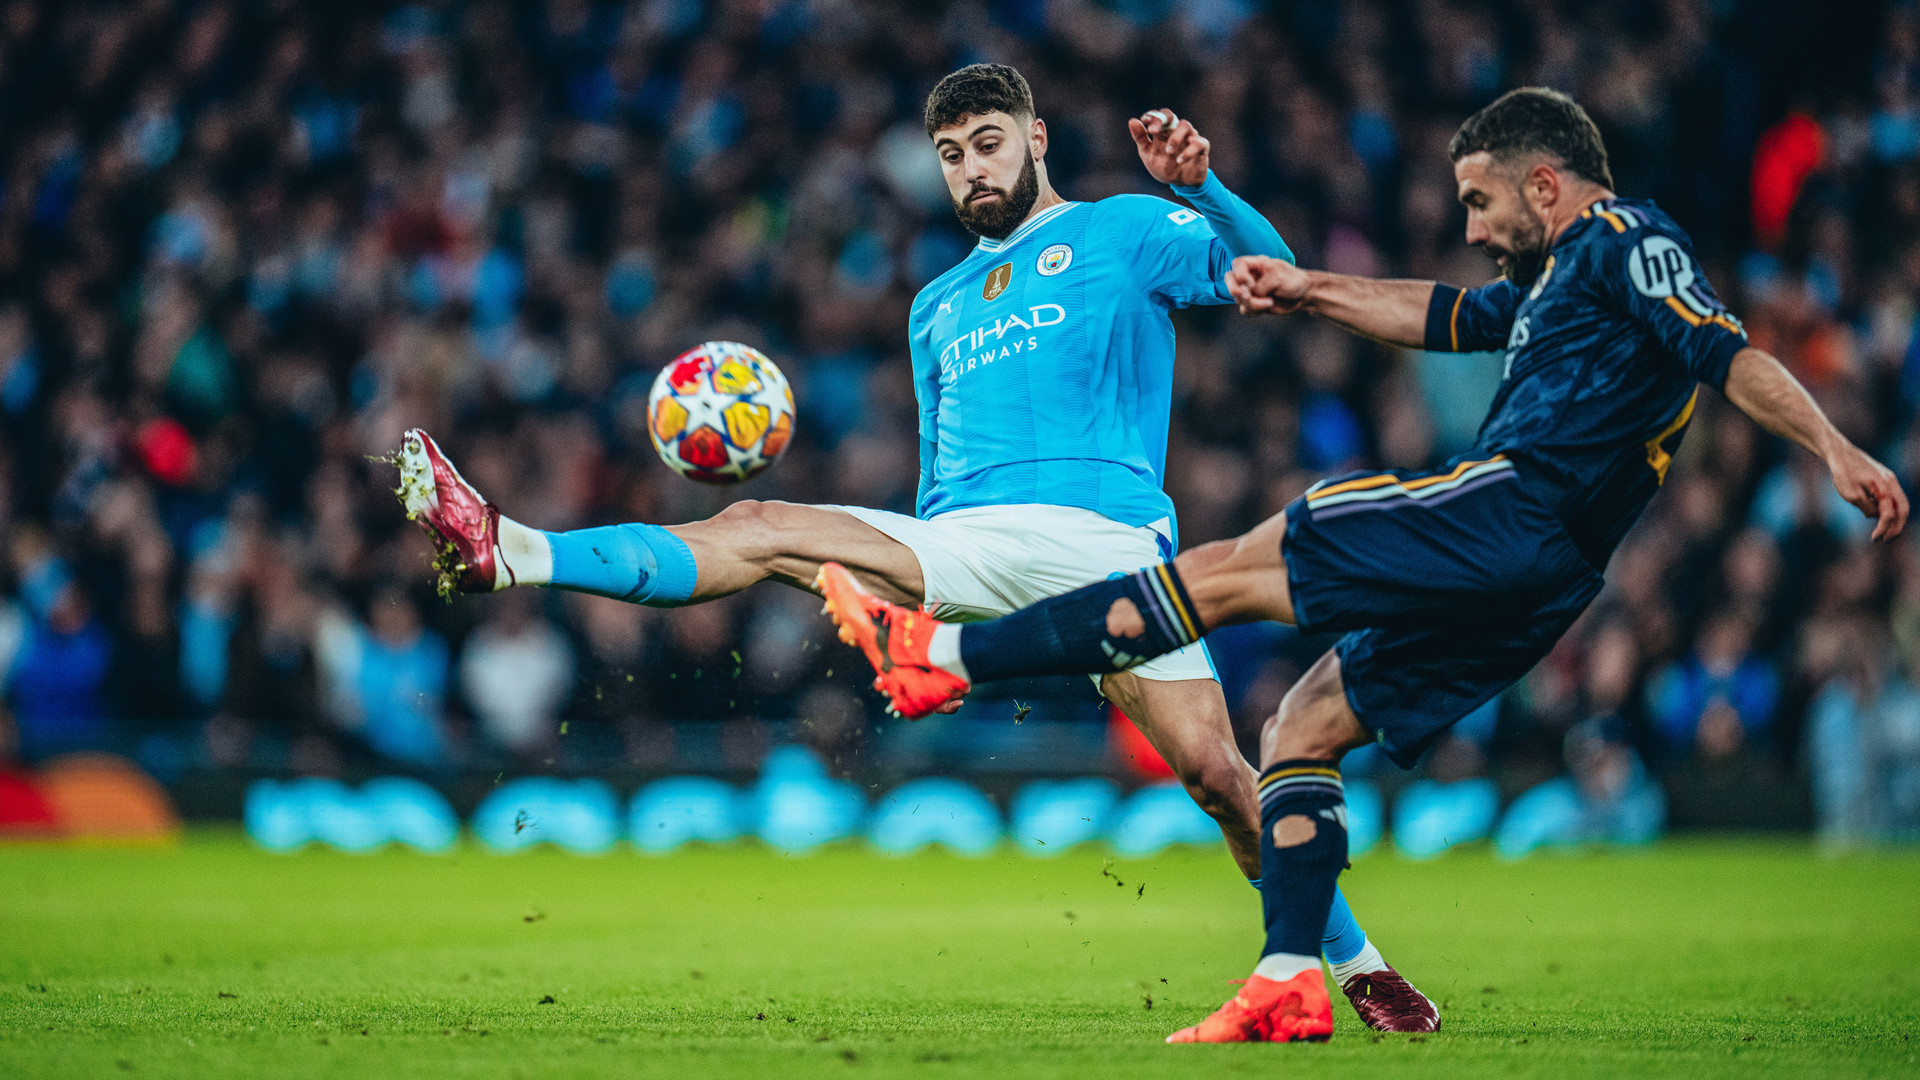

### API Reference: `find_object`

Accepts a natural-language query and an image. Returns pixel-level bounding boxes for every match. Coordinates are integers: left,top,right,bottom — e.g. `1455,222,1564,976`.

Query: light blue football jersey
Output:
908,193,1255,542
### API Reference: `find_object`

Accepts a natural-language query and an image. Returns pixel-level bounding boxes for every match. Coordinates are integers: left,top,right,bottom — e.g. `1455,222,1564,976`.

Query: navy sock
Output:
1248,877,1371,964
1258,759,1349,961
958,564,1202,682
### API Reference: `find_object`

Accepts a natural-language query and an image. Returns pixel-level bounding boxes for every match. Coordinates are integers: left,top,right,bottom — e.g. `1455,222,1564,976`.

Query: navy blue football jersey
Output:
1423,197,1748,561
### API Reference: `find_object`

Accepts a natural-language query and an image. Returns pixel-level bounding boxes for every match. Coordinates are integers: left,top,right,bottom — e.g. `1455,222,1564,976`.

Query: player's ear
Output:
1526,161,1560,211
1028,117,1047,160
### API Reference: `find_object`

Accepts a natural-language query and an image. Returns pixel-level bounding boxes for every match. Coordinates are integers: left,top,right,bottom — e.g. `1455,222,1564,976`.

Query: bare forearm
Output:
1722,347,1845,459
1723,346,1910,541
1301,272,1436,348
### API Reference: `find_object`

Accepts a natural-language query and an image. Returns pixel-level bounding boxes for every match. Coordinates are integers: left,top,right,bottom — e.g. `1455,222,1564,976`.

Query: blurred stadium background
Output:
0,0,1918,856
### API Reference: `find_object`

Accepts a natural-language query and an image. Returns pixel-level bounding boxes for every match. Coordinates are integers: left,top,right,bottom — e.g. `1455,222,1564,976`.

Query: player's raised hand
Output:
1227,255,1312,317
1130,109,1210,188
1828,442,1910,542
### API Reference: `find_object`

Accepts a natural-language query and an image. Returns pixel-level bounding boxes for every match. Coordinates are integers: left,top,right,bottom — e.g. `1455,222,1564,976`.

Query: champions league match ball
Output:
648,341,797,484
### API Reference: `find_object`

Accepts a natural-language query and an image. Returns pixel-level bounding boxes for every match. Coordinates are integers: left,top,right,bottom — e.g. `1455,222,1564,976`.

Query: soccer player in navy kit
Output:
819,87,1909,1042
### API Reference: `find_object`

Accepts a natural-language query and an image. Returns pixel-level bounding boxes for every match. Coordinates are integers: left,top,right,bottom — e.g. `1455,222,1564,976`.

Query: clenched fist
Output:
1226,255,1314,317
1130,109,1210,189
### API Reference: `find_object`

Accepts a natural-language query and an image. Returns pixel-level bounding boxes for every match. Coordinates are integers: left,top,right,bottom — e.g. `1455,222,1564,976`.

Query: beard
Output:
1489,209,1549,287
952,152,1040,240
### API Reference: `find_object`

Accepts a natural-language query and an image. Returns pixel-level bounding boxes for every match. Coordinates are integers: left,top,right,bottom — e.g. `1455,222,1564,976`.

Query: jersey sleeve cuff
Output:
1168,170,1218,198
1425,284,1465,352
1696,331,1746,392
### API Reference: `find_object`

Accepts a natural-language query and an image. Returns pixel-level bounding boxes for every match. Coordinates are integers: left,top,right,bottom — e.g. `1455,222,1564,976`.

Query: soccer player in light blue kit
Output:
392,63,1435,1030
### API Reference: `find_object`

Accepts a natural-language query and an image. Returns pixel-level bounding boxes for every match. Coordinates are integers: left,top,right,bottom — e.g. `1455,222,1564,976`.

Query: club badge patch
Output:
1036,244,1073,276
982,263,1013,301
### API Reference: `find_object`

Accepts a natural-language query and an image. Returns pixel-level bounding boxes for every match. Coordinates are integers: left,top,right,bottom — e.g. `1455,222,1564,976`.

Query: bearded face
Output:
1453,152,1559,289
1488,204,1549,288
952,149,1040,240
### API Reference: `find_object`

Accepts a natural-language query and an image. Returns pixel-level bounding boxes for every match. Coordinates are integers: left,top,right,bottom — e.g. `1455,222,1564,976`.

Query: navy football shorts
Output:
1282,453,1605,768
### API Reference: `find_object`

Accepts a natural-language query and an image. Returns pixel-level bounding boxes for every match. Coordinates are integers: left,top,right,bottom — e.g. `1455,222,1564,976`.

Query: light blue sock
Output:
1321,885,1368,964
1247,878,1368,964
544,523,698,606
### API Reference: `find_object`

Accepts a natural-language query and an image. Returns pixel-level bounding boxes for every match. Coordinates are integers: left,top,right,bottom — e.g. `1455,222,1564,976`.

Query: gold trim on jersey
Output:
1661,295,1744,336
1644,388,1698,485
1305,454,1512,506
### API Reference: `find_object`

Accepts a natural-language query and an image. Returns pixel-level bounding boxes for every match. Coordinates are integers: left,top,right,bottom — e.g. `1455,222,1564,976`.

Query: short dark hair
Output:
1448,87,1614,189
924,64,1034,138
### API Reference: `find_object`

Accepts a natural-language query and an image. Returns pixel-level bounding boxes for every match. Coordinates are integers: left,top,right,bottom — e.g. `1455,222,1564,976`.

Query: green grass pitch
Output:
2,834,1916,1078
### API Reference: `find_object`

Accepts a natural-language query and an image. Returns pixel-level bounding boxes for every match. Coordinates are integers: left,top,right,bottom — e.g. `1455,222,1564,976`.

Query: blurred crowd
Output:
0,0,1917,841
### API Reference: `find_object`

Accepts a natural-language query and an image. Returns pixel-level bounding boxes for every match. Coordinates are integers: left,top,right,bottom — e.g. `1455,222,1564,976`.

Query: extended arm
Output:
1225,258,1437,348
1173,171,1293,262
1130,110,1292,262
1722,347,1908,541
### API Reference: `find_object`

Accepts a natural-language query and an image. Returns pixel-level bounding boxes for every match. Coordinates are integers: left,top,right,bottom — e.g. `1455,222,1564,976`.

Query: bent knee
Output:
713,498,772,524
711,498,803,536
1177,757,1251,820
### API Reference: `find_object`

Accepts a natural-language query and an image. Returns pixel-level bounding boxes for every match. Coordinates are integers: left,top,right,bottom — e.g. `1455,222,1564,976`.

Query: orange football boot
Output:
814,562,969,718
1166,967,1335,1044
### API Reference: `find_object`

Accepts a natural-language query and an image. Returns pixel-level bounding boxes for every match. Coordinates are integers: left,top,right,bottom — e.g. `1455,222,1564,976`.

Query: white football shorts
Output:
827,503,1216,684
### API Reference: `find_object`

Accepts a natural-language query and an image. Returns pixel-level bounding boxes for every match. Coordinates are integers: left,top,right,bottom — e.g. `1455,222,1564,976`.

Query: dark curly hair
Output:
1449,87,1614,189
924,63,1034,138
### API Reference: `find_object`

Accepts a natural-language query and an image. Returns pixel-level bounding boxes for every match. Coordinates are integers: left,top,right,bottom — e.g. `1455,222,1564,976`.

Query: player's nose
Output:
1463,212,1490,246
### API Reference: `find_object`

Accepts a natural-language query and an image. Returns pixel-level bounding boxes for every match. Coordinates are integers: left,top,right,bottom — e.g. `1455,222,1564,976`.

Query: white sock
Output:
1252,952,1321,982
927,623,969,681
1326,937,1388,986
495,516,552,589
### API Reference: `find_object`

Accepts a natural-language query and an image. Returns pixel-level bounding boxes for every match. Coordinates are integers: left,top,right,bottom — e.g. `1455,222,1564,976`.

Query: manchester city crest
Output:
1036,244,1073,276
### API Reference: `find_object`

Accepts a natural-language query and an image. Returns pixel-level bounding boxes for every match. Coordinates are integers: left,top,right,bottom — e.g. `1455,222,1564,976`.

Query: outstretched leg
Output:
953,511,1295,688
394,428,923,605
812,512,1294,717
669,500,924,603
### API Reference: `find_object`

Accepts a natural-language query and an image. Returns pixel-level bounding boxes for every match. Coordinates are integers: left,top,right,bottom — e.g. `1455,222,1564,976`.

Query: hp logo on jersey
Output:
1036,244,1073,276
1628,236,1695,298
